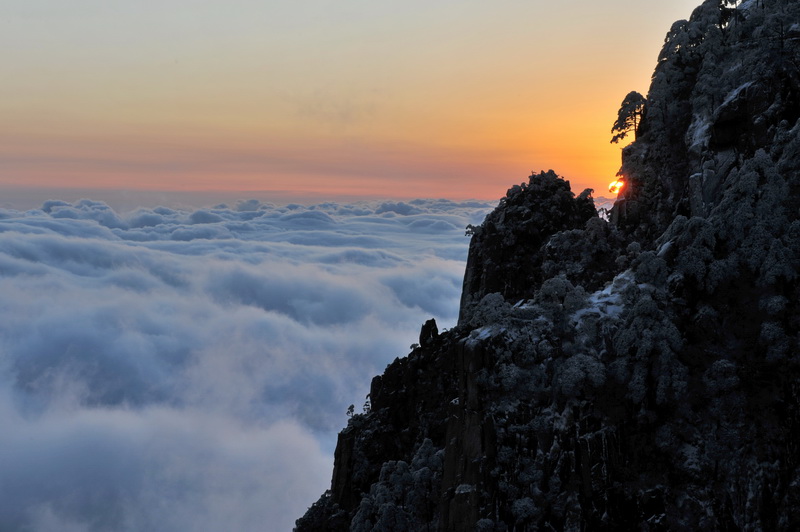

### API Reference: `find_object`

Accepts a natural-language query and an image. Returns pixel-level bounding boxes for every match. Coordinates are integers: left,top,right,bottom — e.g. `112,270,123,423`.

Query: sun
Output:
608,180,625,194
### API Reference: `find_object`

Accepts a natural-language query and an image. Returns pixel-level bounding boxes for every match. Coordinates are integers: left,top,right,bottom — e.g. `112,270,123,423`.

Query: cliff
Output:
297,1,800,530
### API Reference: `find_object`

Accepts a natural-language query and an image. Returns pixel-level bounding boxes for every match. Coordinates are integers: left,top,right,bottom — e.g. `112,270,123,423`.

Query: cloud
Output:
375,201,422,216
0,402,331,532
0,197,492,531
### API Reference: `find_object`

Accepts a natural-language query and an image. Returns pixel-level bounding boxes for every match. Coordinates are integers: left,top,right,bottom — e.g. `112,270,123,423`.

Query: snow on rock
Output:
686,114,712,152
570,270,633,327
720,81,754,109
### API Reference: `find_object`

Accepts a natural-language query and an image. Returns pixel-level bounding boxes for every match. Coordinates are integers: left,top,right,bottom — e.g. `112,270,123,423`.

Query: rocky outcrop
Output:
458,171,597,323
297,1,800,530
419,319,439,348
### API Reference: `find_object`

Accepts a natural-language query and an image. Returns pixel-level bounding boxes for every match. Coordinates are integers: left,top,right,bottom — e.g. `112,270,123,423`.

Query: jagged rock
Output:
297,1,800,530
419,319,439,348
459,170,596,325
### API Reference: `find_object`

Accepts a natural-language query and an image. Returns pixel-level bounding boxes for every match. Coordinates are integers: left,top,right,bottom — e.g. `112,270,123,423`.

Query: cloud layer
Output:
0,197,491,531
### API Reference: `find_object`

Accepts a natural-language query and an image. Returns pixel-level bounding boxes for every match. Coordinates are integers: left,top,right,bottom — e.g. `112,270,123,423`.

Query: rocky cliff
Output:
296,1,800,530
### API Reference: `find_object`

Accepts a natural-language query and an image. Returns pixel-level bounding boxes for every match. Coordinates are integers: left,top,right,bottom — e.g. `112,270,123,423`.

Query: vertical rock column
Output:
439,335,496,530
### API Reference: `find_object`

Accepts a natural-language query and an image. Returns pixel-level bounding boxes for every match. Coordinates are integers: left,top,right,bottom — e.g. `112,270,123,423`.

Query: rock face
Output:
296,1,800,530
459,172,598,320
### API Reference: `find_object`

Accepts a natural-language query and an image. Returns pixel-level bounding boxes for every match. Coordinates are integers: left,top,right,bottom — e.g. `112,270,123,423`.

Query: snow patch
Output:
657,240,674,258
739,0,759,11
720,81,754,109
686,115,712,151
465,324,506,348
570,270,634,327
470,326,498,341
455,484,476,495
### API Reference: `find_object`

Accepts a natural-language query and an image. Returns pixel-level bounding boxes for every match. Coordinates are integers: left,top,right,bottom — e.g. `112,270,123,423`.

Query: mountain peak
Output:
459,170,600,325
297,1,800,529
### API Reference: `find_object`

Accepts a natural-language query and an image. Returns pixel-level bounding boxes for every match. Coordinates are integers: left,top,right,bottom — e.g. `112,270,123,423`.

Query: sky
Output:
1,0,701,206
0,197,492,531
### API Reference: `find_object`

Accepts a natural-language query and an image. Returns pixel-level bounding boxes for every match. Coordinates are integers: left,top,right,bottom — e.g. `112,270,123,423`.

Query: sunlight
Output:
608,179,625,194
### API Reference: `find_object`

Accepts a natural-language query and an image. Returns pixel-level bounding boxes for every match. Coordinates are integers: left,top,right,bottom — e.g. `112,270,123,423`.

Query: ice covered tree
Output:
611,91,646,144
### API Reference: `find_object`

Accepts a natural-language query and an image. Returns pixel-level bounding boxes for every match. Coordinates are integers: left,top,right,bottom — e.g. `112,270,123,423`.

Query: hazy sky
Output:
2,0,701,203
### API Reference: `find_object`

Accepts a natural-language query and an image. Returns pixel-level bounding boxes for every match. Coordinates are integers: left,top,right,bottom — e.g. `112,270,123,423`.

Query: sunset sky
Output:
1,0,701,205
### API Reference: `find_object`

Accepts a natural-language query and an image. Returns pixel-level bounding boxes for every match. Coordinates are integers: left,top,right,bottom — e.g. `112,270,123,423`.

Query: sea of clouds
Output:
0,197,493,531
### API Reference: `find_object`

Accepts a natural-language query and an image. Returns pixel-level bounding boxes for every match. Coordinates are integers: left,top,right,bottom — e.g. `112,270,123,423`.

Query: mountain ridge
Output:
297,1,800,529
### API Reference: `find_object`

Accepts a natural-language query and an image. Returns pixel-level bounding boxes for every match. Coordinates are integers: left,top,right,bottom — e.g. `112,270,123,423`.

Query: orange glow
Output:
608,180,625,195
0,1,701,203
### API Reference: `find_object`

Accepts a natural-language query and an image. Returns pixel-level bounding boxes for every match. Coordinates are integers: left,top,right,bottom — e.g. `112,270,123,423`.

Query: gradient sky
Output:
1,0,701,203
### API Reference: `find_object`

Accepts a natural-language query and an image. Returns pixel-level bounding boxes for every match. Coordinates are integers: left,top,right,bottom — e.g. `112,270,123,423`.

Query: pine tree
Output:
611,91,646,144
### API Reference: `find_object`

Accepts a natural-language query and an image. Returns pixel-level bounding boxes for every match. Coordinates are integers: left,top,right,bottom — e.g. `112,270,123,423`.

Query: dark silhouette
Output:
418,319,438,348
611,91,646,143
